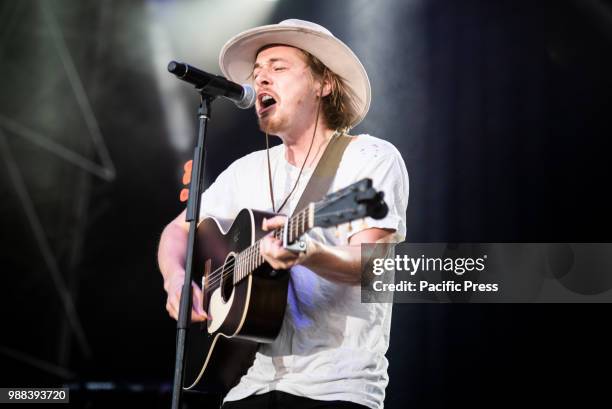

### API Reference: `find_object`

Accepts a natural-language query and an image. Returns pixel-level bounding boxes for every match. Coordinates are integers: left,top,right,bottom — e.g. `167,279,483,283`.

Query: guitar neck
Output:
233,205,314,283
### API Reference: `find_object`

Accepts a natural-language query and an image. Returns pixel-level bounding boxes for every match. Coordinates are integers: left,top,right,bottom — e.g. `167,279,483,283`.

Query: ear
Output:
319,74,332,98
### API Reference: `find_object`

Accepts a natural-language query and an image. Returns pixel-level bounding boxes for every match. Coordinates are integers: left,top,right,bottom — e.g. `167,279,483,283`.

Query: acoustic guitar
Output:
183,178,388,393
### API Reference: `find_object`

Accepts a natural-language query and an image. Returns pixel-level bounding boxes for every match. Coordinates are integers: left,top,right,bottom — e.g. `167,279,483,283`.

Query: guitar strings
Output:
201,208,309,290
201,220,287,292
201,207,353,292
199,205,355,293
200,206,355,293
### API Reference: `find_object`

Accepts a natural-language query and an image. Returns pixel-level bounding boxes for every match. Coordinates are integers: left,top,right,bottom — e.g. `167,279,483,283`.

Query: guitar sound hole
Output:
220,254,235,303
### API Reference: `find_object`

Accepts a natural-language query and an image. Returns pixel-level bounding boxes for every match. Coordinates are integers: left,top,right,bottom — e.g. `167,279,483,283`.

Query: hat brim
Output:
219,24,371,128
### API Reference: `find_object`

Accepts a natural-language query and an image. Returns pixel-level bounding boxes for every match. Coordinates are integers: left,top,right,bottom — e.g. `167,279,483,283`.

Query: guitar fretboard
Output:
233,205,313,284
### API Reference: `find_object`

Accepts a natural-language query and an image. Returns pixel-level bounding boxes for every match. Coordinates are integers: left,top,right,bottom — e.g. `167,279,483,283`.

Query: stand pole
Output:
171,95,214,409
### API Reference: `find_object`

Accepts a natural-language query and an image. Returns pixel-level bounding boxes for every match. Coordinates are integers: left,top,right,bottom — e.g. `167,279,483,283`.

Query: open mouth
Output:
261,95,276,108
258,93,277,115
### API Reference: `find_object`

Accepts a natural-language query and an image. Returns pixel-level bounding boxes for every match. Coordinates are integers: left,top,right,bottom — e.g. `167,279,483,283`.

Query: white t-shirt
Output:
199,134,409,409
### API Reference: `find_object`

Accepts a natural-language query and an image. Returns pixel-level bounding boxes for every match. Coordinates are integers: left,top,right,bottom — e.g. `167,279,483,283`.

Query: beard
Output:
257,111,286,135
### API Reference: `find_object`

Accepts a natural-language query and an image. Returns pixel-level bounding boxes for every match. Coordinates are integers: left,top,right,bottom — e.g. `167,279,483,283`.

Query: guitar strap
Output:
290,133,352,217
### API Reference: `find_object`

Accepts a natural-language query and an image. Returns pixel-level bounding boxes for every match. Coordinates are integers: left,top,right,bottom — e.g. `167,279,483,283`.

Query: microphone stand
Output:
170,94,214,409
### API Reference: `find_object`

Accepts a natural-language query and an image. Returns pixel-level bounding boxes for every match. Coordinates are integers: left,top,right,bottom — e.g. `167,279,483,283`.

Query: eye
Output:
273,66,286,72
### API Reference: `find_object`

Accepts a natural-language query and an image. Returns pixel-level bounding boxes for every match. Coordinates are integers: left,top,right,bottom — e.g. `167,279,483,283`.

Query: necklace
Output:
265,109,341,213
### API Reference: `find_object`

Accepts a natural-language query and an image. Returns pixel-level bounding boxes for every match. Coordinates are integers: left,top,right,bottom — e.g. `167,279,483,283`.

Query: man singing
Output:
158,19,409,409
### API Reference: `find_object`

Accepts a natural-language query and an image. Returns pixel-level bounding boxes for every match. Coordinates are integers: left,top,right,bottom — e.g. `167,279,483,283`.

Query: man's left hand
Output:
259,215,312,270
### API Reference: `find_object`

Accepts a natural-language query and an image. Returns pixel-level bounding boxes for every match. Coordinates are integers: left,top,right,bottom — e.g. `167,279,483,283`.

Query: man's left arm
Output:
259,218,395,285
260,146,409,284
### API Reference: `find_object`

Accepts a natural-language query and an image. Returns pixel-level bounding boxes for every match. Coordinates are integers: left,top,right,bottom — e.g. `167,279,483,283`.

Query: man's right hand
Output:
163,272,208,322
158,209,207,323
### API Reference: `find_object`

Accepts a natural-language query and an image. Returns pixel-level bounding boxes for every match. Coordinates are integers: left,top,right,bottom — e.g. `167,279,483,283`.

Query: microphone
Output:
167,61,255,109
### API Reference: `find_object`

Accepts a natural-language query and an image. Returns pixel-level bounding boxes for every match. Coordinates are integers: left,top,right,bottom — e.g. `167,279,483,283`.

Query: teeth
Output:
262,95,272,102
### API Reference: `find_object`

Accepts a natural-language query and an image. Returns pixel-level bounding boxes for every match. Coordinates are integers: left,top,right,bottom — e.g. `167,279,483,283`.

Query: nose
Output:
255,68,272,88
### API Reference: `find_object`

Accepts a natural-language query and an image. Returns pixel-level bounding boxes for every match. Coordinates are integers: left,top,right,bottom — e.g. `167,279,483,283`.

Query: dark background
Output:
1,0,611,407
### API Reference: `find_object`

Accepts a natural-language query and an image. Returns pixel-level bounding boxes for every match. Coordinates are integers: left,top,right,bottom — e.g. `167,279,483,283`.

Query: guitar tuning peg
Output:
347,221,353,233
334,227,341,238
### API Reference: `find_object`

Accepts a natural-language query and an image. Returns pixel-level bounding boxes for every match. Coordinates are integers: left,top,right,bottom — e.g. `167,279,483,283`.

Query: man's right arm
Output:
158,209,207,322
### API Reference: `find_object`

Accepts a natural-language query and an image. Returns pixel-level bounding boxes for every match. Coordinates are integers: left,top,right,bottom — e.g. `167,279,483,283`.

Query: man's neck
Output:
281,124,335,168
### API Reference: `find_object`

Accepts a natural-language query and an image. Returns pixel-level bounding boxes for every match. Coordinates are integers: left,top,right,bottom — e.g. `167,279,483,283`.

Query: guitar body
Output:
183,208,289,393
180,178,388,394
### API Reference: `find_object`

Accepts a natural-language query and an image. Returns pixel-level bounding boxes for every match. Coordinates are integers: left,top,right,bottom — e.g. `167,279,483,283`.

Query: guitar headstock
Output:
313,178,388,229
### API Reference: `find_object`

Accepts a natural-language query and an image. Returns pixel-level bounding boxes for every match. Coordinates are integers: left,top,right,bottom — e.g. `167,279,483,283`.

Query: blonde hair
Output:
300,50,353,131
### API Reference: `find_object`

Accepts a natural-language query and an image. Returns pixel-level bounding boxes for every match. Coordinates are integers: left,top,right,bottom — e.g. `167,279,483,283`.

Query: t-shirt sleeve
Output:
198,159,242,223
347,146,409,242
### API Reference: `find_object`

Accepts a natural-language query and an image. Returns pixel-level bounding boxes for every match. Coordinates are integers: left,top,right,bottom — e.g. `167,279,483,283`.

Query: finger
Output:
259,235,271,253
167,283,206,322
191,282,205,314
262,215,287,231
260,238,280,269
191,283,208,321
262,243,295,270
168,295,206,322
268,215,287,229
262,236,295,264
260,236,280,258
191,309,207,322
166,298,178,320
168,291,179,310
270,239,296,261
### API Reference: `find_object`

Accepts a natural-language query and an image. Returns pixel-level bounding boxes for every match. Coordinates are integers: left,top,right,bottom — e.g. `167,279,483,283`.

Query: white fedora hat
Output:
219,19,371,128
